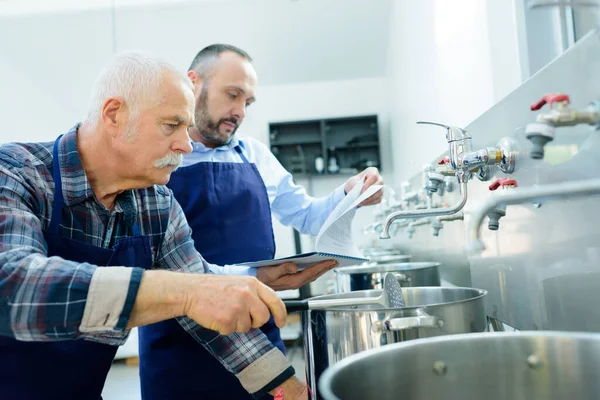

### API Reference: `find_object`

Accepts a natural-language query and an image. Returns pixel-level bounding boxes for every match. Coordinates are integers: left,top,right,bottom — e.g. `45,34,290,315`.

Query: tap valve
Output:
530,93,571,111
438,156,451,165
526,93,570,159
487,178,518,230
444,176,455,193
427,172,445,193
526,93,600,159
525,123,554,160
431,219,443,236
406,223,416,239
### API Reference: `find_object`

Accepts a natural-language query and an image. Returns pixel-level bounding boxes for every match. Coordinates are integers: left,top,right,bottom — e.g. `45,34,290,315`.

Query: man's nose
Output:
173,128,193,154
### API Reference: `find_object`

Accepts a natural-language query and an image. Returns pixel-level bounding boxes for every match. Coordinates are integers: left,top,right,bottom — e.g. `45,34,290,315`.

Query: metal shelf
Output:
268,115,381,175
270,139,322,146
335,142,380,150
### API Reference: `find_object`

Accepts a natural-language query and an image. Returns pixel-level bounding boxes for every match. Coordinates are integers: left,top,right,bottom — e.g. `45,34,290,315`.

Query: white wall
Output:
386,0,524,184
0,10,114,143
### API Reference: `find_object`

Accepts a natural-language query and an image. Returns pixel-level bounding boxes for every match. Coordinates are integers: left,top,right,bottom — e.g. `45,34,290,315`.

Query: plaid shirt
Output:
0,125,293,396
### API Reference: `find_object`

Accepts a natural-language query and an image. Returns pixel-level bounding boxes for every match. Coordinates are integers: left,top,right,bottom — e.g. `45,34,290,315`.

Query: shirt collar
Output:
56,124,127,212
190,135,245,153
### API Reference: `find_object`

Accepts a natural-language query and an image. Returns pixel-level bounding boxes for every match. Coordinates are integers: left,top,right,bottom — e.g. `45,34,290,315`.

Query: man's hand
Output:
269,377,308,400
182,274,287,335
127,270,287,336
343,167,384,206
256,260,338,291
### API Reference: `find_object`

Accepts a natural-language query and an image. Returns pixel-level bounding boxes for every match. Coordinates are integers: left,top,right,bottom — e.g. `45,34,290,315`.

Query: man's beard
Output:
194,86,239,146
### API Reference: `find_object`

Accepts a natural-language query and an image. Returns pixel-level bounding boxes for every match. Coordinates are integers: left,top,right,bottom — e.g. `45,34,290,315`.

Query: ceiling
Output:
0,0,393,86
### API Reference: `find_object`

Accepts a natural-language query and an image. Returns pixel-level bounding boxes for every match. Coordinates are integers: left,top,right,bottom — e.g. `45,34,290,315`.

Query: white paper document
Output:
238,181,384,270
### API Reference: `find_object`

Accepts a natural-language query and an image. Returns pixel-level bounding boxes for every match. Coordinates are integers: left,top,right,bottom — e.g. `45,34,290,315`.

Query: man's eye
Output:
163,124,179,133
228,93,237,99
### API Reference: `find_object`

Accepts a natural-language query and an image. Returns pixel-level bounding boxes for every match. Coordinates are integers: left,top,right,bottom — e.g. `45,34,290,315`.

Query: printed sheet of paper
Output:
315,181,384,257
236,182,383,270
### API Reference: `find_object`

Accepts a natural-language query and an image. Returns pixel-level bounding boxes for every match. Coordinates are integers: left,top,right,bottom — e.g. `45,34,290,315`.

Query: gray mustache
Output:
155,152,183,169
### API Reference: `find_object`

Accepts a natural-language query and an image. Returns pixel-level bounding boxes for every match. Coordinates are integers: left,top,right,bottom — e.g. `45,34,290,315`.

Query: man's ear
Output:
101,97,127,138
187,70,197,83
187,70,204,95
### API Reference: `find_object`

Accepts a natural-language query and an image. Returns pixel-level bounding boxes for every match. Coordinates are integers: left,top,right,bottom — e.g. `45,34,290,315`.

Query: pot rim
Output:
334,262,441,274
361,249,404,255
368,254,413,263
318,330,600,400
308,286,487,311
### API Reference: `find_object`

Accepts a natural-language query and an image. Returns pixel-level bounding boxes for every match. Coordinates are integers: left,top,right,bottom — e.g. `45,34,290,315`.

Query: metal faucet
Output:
416,121,503,179
431,211,465,237
467,179,600,251
380,121,476,239
380,122,517,239
526,94,600,159
380,173,469,239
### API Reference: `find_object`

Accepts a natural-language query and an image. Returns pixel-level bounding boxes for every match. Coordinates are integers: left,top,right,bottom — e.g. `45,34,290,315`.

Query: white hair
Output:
84,51,192,131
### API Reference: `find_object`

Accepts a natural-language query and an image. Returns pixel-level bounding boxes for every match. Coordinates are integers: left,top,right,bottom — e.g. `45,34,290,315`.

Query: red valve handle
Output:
530,93,571,111
489,178,518,191
438,156,450,165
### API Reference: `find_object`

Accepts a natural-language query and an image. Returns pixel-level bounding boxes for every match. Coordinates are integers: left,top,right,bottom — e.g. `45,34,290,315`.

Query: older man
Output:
0,52,308,400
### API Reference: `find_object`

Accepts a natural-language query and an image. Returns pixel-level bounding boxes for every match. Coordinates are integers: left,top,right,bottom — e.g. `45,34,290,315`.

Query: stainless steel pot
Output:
334,262,441,292
319,331,600,400
302,287,487,399
360,248,404,258
368,254,412,264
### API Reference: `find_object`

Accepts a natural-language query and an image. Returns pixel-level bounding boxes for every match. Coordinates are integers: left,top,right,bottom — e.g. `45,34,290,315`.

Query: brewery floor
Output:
102,342,307,399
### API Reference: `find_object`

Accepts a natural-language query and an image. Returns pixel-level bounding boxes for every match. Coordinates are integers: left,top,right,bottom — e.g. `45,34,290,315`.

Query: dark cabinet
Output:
269,115,380,176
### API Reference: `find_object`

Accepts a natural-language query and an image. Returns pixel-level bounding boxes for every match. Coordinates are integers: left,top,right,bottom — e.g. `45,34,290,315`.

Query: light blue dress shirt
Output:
181,136,346,275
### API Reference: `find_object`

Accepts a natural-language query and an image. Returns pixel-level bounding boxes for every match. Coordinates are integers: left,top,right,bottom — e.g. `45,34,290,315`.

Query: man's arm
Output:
249,139,382,235
0,158,143,341
154,195,299,398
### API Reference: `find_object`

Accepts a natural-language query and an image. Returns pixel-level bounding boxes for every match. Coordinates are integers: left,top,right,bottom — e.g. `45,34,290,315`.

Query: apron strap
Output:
49,136,65,234
234,145,250,164
132,222,141,236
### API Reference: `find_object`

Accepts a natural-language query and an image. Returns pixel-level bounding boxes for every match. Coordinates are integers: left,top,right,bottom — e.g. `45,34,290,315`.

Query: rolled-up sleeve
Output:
156,197,293,397
0,161,142,341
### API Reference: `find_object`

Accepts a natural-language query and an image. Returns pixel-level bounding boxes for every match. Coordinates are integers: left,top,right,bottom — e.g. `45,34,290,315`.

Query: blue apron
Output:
0,136,154,400
139,146,282,400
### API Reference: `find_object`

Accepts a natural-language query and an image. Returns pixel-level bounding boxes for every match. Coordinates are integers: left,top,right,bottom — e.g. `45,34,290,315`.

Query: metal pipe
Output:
366,218,412,235
437,211,465,223
409,218,432,228
536,108,600,126
467,179,600,251
380,178,468,239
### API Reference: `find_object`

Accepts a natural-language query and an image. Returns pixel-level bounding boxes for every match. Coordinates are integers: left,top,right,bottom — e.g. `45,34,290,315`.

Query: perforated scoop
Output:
383,272,405,308
284,272,406,312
